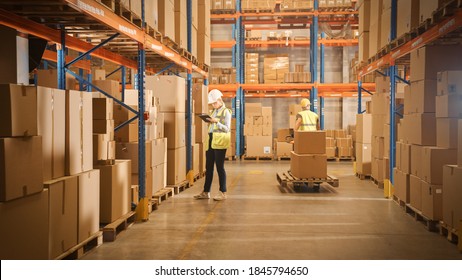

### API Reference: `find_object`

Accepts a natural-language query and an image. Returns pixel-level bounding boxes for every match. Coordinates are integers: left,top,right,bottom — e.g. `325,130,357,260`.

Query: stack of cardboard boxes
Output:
245,53,259,84
288,103,302,129
319,0,352,8
212,0,236,10
264,54,289,84
326,132,336,159
210,67,237,85
284,64,311,83
335,130,354,158
198,0,211,65
290,131,327,179
242,0,275,10
193,83,208,174
281,0,314,10
358,0,370,63
275,129,293,159
245,103,273,158
394,45,462,220
355,113,372,176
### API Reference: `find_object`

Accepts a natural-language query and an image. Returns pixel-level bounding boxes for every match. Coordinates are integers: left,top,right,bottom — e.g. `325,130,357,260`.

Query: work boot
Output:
213,191,227,201
194,192,210,199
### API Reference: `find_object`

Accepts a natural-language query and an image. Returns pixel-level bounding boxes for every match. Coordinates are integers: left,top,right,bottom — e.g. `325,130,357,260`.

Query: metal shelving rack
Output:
356,0,462,186
0,0,208,220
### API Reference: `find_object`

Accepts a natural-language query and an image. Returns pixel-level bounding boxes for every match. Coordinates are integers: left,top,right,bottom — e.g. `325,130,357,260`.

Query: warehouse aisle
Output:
82,162,462,260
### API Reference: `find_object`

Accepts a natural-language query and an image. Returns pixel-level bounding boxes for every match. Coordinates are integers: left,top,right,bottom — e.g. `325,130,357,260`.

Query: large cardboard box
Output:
65,90,93,176
93,80,120,100
380,8,391,48
193,143,200,174
401,143,411,174
158,0,175,40
410,45,462,82
95,160,131,224
198,0,211,36
294,131,326,154
113,104,137,125
44,176,78,259
420,0,446,23
435,94,462,118
410,144,423,177
409,79,437,113
146,75,185,113
36,69,77,91
409,175,422,210
164,112,186,149
197,33,211,65
442,165,462,228
92,97,114,120
407,113,436,146
290,152,327,179
152,163,167,194
0,84,37,137
246,135,273,157
167,146,186,185
37,87,65,181
436,118,459,149
338,147,354,157
152,138,167,167
276,141,293,157
437,71,462,96
93,119,114,135
359,31,370,62
356,113,372,143
422,146,457,185
277,128,292,142
326,137,336,147
358,0,371,34
0,136,43,202
116,141,152,173
0,190,49,259
356,143,372,175
174,11,187,49
421,181,443,221
77,169,100,243
397,0,420,38
245,103,262,116
199,142,206,173
115,122,138,143
393,168,410,203
192,83,208,114
93,134,115,162
326,147,336,158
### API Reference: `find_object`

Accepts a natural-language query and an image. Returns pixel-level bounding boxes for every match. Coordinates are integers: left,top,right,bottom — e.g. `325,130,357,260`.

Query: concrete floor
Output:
83,161,462,260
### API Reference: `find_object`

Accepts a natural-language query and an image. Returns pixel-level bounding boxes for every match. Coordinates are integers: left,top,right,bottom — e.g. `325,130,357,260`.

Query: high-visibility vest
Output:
206,106,232,150
298,110,318,131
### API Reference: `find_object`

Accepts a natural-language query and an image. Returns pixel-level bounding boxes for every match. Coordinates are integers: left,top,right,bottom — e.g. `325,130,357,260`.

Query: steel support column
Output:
310,0,319,113
320,32,325,129
389,0,398,184
58,27,66,90
186,0,193,178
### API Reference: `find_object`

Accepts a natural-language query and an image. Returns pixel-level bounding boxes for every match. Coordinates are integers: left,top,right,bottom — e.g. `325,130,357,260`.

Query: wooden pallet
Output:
163,36,179,53
179,48,192,62
243,155,273,161
148,199,159,214
277,156,291,161
211,9,236,14
392,195,407,208
370,176,385,189
282,8,314,12
191,55,198,66
146,25,163,43
439,222,460,247
95,159,115,165
56,231,103,260
246,37,262,41
153,187,175,202
277,171,339,192
114,2,142,28
404,204,439,232
198,62,209,72
102,211,136,242
336,156,355,162
98,0,115,12
355,172,371,180
242,8,274,13
166,180,190,195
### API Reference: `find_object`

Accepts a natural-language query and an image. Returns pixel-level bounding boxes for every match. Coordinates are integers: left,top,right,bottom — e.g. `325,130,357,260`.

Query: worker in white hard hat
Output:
194,89,232,201
295,98,319,131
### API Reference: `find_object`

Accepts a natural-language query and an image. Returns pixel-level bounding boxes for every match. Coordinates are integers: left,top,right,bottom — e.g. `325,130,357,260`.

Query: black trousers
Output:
203,133,227,193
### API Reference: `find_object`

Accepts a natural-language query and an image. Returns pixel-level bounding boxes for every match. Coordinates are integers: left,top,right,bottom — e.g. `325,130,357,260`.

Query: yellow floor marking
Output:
248,170,264,175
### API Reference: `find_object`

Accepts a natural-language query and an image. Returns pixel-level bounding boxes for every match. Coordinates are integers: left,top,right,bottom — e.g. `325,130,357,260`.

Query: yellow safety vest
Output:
297,110,318,131
206,107,231,150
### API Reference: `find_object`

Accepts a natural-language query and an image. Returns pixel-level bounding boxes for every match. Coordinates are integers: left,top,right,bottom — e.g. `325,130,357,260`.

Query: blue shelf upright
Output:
310,0,319,113
234,0,245,157
320,32,325,130
186,0,194,181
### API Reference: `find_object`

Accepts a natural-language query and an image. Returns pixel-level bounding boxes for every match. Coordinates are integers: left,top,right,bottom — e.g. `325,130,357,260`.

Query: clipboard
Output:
198,114,212,122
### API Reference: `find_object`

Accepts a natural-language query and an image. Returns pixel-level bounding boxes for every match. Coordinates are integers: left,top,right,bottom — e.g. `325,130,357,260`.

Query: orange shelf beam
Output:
242,11,358,17
42,49,92,71
245,38,358,47
211,40,236,48
358,9,462,77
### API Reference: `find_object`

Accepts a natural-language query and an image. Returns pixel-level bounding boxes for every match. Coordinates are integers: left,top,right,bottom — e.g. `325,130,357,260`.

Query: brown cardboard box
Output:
131,169,153,199
146,75,185,113
36,69,77,91
435,94,462,118
294,131,326,154
436,118,458,149
197,33,211,65
246,135,273,157
422,146,457,185
65,90,93,176
359,31,370,62
115,122,138,143
397,0,420,38
338,147,354,157
372,114,387,138
152,163,167,194
93,119,114,135
193,143,200,173
371,93,389,115
44,176,78,259
375,76,390,94
459,120,462,167
193,83,208,114
358,0,371,34
404,85,412,115
442,165,462,228
113,104,137,125
152,138,167,167
277,128,292,142
326,147,336,158
199,142,206,173
116,141,152,173
383,157,390,180
0,136,43,202
409,175,422,210
276,141,293,157
410,45,462,82
420,0,447,23
131,185,139,206
0,190,49,259
356,143,372,175
93,134,115,162
437,70,462,96
158,0,175,40
396,141,402,170
421,181,443,221
77,169,100,243
410,144,423,177
334,129,347,139
401,143,411,174
167,146,186,185
198,0,211,35
0,84,37,137
356,113,372,143
95,160,130,224
290,151,327,179
92,97,114,120
93,80,120,100
336,137,352,148
393,168,410,203
407,113,436,146
289,115,296,129
372,136,384,159
174,11,187,48
410,79,437,113
326,137,336,147
380,8,391,48
245,103,262,116
37,87,65,181
164,112,186,149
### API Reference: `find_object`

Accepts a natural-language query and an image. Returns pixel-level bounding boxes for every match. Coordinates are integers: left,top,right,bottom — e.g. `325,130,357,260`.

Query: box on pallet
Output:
393,168,410,203
409,175,422,211
290,152,327,179
442,165,462,228
77,169,100,243
0,84,37,137
294,131,326,154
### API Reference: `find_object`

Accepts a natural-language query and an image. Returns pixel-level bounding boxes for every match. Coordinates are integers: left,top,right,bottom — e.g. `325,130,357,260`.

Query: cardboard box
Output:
410,144,423,177
290,151,327,179
459,120,462,167
410,45,462,82
383,157,390,180
380,8,391,48
245,103,262,116
37,87,65,181
192,83,209,114
116,141,152,173
326,137,336,147
0,136,43,202
65,90,93,176
77,169,100,243
36,69,76,91
435,94,462,118
152,138,167,167
372,136,384,159
334,130,347,139
93,134,115,162
164,112,186,149
158,0,175,40
294,131,326,154
92,97,114,120
401,143,411,174
421,181,443,221
410,79,437,113
0,84,37,137
131,169,153,199
336,137,352,148
93,119,114,135
397,0,420,38
437,71,462,96
146,75,185,113
359,0,371,33
198,0,211,36
289,115,296,129
197,33,211,65
174,11,187,48
393,168,410,203
356,113,372,143
193,143,200,174
113,104,137,125
199,142,206,173
442,165,462,228
114,122,138,143
407,113,436,146
277,128,292,142
422,146,457,185
167,146,186,185
420,0,446,23
409,175,422,210
356,143,372,175
152,163,167,194
0,190,49,259
44,176,78,259
326,147,336,158
95,160,130,224
436,118,459,149
246,135,273,157
93,80,120,100
276,141,293,157
338,147,354,157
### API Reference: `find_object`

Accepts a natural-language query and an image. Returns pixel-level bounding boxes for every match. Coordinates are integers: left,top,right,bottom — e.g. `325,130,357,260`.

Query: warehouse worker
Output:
194,89,232,201
295,98,319,131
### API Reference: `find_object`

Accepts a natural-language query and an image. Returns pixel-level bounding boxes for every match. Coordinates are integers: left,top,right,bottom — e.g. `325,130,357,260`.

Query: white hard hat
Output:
208,89,223,104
